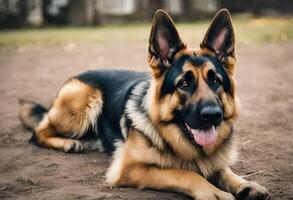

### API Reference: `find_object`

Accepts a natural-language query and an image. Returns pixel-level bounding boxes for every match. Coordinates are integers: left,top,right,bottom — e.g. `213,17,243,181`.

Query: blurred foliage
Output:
0,16,292,48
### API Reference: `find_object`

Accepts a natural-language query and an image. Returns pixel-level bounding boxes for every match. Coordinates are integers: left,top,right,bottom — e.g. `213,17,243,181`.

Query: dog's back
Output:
19,69,150,153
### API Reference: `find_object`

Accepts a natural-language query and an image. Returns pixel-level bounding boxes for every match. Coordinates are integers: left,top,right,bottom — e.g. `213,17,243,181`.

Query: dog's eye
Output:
212,77,222,85
178,79,189,89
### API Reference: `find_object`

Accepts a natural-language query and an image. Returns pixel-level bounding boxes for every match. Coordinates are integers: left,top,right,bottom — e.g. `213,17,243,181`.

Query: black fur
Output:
18,99,48,144
161,55,190,97
75,70,150,153
28,103,48,144
29,103,47,123
205,56,231,95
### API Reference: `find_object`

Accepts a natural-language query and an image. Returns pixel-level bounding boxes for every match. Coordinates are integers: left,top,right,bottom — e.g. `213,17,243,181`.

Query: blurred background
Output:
0,0,292,47
0,0,293,28
0,1,293,200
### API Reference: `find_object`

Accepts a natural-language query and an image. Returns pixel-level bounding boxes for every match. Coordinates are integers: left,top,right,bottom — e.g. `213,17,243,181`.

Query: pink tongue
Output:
188,125,217,146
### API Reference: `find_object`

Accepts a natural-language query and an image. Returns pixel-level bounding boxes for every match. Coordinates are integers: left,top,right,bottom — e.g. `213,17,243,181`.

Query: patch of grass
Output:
0,17,292,48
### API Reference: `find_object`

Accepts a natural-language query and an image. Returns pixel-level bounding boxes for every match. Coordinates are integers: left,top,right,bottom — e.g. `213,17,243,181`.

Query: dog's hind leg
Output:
19,79,103,153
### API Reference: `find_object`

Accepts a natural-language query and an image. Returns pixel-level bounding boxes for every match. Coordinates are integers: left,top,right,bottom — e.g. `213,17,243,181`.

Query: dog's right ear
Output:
148,9,185,77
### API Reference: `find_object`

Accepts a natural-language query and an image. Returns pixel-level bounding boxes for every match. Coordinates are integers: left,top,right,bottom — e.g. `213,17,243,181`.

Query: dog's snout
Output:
200,105,222,125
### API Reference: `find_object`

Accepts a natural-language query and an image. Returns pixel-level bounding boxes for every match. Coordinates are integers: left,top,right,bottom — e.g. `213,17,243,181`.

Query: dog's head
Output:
148,9,238,149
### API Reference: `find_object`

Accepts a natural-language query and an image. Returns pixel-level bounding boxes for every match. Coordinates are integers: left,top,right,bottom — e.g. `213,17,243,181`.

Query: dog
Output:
19,9,270,200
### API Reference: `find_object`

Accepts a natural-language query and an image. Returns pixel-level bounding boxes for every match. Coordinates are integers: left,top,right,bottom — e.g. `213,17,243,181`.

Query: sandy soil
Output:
0,42,292,200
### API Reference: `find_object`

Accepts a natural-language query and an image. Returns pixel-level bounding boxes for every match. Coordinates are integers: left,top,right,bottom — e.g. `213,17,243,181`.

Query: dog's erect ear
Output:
201,9,235,61
149,9,185,69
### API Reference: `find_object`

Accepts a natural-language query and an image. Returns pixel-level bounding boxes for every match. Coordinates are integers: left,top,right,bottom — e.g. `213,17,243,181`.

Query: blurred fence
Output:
0,0,292,29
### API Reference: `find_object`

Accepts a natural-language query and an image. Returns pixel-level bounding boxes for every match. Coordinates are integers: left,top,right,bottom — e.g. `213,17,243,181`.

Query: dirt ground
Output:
0,42,292,200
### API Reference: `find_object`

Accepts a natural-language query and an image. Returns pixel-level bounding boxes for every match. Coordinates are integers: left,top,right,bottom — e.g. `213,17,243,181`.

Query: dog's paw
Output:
194,189,235,200
63,140,84,153
236,181,270,200
216,190,236,200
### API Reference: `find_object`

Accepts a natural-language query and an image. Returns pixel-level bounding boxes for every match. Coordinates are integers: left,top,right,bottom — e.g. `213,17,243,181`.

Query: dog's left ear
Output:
149,9,185,74
201,9,235,61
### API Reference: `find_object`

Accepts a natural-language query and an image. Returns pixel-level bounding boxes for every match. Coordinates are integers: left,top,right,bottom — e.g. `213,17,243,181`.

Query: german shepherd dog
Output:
19,9,270,200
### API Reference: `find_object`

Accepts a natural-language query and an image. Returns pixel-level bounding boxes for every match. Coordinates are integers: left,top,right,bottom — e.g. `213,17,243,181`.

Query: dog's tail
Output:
18,99,48,132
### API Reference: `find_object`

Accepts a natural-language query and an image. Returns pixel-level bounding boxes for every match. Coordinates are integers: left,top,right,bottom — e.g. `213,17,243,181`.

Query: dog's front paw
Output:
236,181,270,200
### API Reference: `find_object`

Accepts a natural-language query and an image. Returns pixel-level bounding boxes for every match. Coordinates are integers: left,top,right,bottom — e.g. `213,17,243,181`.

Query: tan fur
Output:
218,168,247,194
49,79,103,138
159,93,180,121
19,101,40,129
174,48,195,60
148,55,163,78
34,79,103,152
106,130,235,200
194,75,215,102
35,114,84,152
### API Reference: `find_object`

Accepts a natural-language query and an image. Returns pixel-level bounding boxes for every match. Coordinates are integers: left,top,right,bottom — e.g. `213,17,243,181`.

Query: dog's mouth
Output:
184,123,217,146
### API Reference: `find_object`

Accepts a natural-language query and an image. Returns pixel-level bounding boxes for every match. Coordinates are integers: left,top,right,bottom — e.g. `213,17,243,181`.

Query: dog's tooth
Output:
191,129,198,135
185,123,190,131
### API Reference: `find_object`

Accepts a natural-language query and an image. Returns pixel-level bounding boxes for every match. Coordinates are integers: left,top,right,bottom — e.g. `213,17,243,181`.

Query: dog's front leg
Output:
216,168,270,200
117,164,235,200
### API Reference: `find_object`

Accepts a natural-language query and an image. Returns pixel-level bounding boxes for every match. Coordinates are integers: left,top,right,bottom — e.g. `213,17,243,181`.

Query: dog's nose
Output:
200,106,222,125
